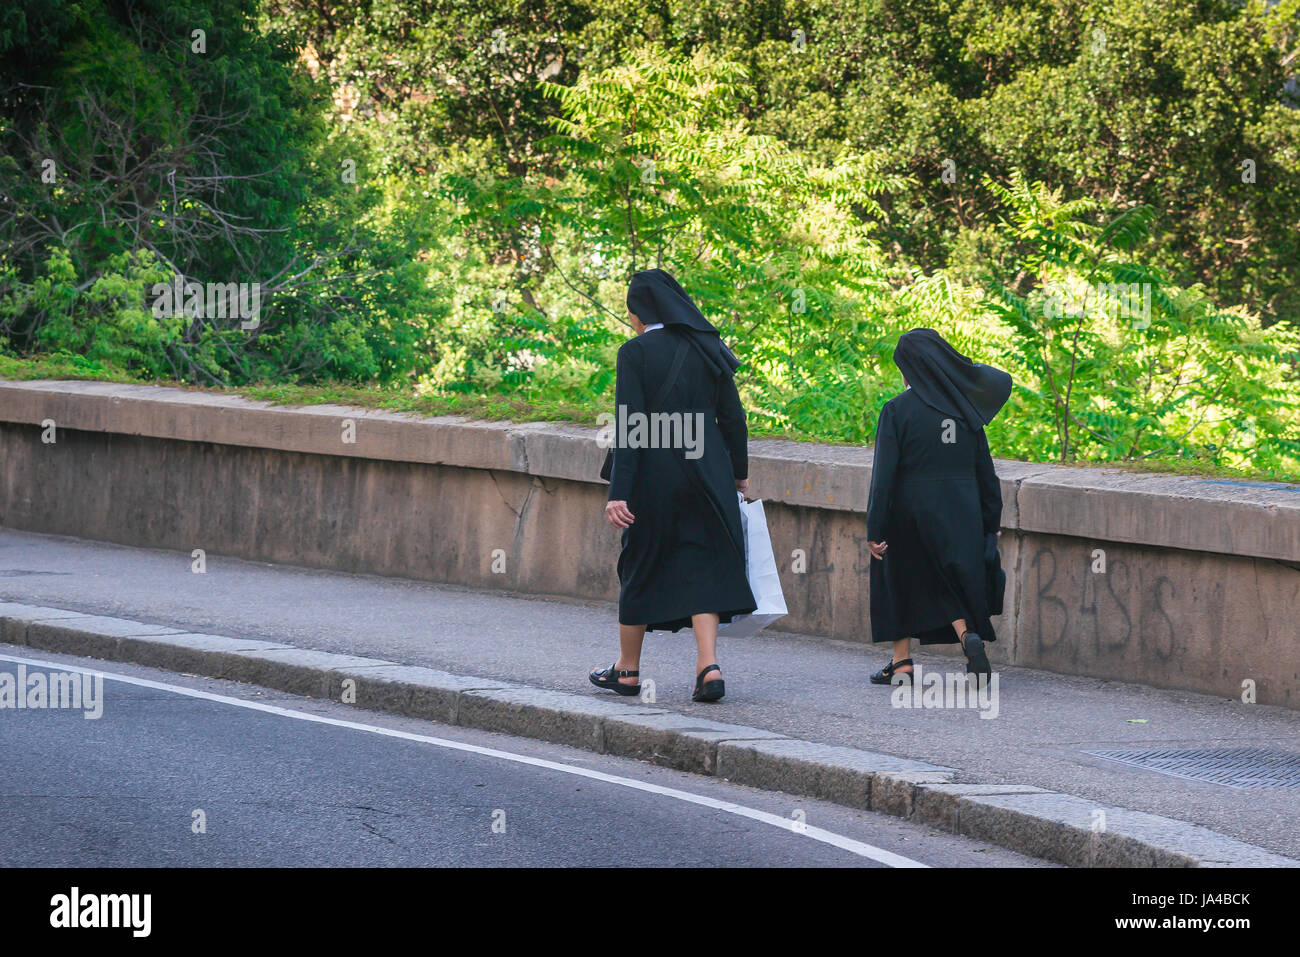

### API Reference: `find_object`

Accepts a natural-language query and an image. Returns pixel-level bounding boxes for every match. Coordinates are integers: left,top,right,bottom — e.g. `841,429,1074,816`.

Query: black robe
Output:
866,387,1002,644
609,328,756,632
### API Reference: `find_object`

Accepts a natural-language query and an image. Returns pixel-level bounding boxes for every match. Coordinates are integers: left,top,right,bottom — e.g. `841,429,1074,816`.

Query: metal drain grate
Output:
1084,746,1300,790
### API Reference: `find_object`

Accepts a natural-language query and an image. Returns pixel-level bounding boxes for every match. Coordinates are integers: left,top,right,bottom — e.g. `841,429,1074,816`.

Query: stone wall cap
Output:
2,377,1294,560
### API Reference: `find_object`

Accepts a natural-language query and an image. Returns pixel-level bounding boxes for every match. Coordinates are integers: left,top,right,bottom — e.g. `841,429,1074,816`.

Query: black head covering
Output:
626,268,740,377
892,328,1012,430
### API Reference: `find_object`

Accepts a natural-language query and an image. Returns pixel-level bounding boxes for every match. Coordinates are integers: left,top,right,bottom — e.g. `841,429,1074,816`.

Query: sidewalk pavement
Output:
1,527,1296,865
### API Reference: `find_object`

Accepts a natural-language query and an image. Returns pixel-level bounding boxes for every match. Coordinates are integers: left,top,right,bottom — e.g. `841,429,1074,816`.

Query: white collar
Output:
642,323,664,333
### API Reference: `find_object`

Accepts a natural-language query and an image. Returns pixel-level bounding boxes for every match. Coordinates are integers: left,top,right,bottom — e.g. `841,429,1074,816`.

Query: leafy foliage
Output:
3,1,1297,480
978,173,1300,473
439,49,1300,477
0,0,442,385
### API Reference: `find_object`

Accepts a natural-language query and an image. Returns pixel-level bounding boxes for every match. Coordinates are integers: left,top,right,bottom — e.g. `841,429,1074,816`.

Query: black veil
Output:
626,269,740,378
892,328,1012,430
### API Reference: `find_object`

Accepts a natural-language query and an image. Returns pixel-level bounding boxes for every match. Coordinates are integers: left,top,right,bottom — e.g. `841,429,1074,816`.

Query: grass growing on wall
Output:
4,354,1296,486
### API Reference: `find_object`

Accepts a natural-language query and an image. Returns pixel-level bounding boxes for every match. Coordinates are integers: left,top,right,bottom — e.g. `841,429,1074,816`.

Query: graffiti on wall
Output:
1029,544,1178,663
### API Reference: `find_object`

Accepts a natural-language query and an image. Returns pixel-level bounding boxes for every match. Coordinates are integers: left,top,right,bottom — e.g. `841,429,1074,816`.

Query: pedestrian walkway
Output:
2,527,1296,859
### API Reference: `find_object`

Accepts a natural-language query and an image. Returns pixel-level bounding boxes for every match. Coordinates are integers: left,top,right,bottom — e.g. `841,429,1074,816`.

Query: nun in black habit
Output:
865,328,1012,685
589,269,755,703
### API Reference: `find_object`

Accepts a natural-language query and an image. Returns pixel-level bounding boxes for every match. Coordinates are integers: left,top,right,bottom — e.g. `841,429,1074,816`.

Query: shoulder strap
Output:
601,334,689,485
647,334,690,412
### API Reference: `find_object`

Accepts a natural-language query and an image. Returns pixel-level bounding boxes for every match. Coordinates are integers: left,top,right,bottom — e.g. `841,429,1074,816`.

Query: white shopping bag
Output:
719,493,788,637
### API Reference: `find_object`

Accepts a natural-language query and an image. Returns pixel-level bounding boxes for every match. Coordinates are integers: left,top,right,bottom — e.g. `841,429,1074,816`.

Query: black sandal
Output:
870,657,915,685
692,664,725,702
589,664,641,697
962,632,992,682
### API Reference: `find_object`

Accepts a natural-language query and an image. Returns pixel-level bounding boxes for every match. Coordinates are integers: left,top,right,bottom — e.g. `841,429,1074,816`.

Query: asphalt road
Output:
0,649,1050,868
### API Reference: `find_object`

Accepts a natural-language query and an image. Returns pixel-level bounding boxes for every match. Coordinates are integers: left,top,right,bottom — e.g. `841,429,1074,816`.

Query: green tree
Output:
444,45,910,438
978,172,1300,474
0,0,441,384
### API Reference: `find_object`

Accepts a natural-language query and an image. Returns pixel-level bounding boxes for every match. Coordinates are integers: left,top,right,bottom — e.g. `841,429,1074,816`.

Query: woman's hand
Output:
868,540,888,560
735,478,749,496
605,500,635,529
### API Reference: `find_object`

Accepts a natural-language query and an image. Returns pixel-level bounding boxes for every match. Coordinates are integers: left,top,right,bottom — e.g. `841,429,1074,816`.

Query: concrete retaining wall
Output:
1,378,1297,706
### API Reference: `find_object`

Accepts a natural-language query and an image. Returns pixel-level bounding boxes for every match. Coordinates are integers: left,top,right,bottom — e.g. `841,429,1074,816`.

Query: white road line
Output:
0,652,928,868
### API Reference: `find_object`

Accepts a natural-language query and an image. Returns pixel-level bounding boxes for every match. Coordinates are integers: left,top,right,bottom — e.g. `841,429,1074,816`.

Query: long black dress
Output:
609,327,756,632
866,387,1002,645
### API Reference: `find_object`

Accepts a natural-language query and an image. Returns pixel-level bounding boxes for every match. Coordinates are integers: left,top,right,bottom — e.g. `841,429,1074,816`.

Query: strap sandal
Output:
962,632,992,682
870,657,914,685
589,664,641,697
692,664,725,702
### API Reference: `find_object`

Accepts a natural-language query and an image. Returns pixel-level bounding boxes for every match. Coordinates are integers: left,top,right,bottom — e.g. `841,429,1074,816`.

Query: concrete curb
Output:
1,601,1293,868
